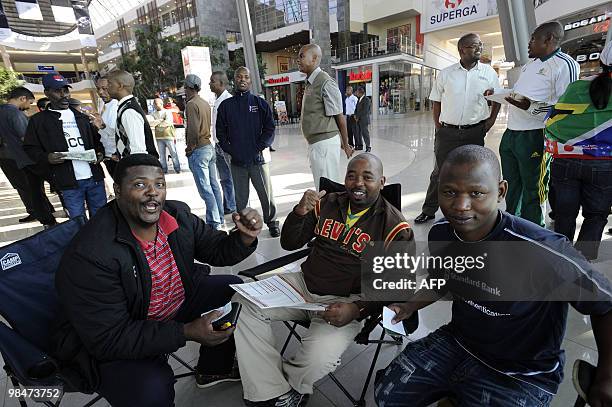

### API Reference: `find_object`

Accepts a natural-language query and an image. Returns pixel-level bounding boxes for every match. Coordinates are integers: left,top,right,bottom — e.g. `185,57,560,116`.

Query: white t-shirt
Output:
429,62,500,126
99,99,118,157
212,90,232,143
508,50,580,130
51,109,92,180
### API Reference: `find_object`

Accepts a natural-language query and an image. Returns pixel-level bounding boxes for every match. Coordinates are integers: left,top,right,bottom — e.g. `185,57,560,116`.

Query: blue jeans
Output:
187,145,224,228
215,144,236,213
61,178,107,220
551,158,612,260
156,139,181,173
374,329,554,407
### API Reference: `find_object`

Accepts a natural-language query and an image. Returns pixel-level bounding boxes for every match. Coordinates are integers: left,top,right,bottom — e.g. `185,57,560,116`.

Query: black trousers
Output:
421,123,486,216
96,273,242,407
0,158,55,224
346,115,355,146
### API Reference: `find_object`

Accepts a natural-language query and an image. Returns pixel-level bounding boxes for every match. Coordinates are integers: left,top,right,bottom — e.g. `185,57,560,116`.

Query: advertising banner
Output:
422,0,498,33
0,1,10,40
181,46,215,106
71,0,96,47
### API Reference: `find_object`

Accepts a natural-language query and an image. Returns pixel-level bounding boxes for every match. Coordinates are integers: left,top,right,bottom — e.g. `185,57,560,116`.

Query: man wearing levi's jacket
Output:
234,153,415,407
375,145,612,407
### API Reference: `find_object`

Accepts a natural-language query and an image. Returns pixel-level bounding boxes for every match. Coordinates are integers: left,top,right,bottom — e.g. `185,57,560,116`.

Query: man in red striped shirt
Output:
54,153,263,407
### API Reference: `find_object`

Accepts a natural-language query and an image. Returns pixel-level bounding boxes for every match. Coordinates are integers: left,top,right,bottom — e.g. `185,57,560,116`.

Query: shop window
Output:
386,24,411,52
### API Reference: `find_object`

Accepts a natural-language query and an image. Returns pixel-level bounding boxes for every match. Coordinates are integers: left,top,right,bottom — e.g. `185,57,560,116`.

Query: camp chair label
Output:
1,253,21,271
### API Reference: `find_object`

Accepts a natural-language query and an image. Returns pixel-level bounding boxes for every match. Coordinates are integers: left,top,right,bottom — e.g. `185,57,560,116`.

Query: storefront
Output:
558,6,610,78
337,60,438,117
263,71,307,120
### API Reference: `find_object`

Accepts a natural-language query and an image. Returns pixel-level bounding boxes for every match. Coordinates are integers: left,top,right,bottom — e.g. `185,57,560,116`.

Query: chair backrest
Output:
0,217,85,352
319,177,402,211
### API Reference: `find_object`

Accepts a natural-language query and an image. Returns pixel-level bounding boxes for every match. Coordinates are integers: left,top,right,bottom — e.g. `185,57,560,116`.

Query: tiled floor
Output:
0,107,610,406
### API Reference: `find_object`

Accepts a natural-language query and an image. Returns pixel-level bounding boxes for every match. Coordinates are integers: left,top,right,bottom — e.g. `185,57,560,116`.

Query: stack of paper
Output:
61,149,97,162
231,275,326,311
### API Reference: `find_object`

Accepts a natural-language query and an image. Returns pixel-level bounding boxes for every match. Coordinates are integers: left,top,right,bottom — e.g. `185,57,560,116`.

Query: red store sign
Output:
267,76,290,85
349,69,372,82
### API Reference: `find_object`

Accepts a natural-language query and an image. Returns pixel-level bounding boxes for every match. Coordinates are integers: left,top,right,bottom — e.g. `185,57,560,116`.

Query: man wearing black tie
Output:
353,86,371,152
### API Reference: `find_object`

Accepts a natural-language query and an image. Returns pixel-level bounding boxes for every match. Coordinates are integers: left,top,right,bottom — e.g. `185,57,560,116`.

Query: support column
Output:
336,0,350,63
236,0,262,94
308,0,331,74
372,63,379,123
497,0,536,86
0,45,13,71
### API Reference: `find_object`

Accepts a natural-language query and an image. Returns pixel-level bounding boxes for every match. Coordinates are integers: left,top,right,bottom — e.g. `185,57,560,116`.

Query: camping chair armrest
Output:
238,247,312,280
354,310,419,345
0,322,59,386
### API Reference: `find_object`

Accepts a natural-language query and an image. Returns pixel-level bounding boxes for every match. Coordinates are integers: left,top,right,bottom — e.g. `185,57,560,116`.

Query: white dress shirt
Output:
429,62,500,126
116,95,147,155
345,94,358,115
99,99,118,157
212,90,232,143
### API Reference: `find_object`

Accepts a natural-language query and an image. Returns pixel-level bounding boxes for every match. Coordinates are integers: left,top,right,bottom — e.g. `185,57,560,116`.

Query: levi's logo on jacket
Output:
315,217,371,254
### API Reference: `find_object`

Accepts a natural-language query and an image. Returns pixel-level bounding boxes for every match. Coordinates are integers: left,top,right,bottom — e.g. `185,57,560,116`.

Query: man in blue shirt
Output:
374,145,612,406
0,87,56,226
216,66,279,237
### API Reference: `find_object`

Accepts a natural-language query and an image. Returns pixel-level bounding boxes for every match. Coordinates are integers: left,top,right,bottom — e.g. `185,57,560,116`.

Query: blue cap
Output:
42,73,72,90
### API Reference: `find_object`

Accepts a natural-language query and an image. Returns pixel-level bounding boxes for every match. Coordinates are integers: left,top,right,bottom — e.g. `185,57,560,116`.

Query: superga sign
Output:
423,0,498,33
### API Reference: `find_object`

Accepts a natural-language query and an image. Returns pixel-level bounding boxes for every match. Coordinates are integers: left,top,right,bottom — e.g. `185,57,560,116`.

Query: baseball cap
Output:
184,74,201,89
42,73,72,90
600,41,612,66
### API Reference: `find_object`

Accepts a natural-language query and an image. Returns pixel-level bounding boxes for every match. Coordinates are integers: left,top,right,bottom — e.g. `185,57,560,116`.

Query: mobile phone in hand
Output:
212,303,242,331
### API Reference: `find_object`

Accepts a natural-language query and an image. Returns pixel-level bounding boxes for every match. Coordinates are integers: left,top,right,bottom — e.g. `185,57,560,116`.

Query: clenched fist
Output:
294,189,326,216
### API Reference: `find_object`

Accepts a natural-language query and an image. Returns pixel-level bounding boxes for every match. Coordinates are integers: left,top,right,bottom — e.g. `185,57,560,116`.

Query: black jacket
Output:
51,200,256,392
23,107,105,190
355,96,371,125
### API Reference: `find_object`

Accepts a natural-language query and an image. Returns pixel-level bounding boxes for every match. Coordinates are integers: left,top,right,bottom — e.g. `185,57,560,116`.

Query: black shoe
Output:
365,147,371,152
43,220,58,230
268,222,280,238
195,360,240,389
244,390,305,407
414,213,435,224
355,145,364,151
270,147,276,152
18,214,36,223
224,209,235,215
572,359,596,403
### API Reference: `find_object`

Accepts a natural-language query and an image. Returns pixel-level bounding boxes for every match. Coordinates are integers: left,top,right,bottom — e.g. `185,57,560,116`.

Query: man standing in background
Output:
184,74,225,230
344,85,358,149
106,70,158,159
0,87,56,226
150,98,181,174
297,43,353,190
209,71,236,215
414,33,501,224
500,22,579,227
93,77,118,200
217,67,280,237
353,86,371,152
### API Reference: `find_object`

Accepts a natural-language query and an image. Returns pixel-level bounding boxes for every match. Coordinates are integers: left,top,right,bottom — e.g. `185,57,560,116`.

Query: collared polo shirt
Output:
508,49,580,130
429,62,500,126
133,210,185,321
307,67,343,116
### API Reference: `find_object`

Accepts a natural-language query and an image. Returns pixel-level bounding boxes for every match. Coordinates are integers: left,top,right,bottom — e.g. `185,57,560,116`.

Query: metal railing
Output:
332,35,423,63
19,75,88,85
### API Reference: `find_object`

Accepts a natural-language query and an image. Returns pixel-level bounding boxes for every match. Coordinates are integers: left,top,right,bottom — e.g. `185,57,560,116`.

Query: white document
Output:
382,306,407,336
61,149,97,162
201,302,232,323
484,89,516,105
231,275,327,311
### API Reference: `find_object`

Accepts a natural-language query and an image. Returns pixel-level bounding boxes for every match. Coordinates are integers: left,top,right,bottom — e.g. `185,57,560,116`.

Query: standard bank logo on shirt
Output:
249,105,259,113
1,253,22,271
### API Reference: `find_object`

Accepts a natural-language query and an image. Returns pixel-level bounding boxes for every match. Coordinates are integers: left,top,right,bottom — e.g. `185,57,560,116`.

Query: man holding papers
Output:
52,154,262,406
24,72,107,220
235,153,415,407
